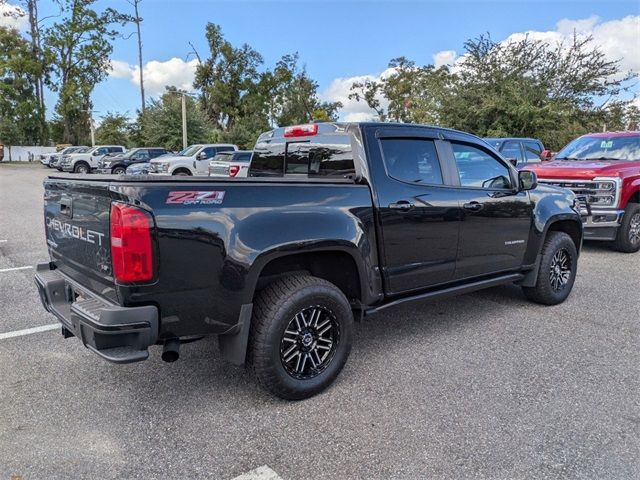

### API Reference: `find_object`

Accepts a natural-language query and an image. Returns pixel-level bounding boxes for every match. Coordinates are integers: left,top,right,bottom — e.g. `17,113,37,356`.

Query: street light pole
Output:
181,93,187,151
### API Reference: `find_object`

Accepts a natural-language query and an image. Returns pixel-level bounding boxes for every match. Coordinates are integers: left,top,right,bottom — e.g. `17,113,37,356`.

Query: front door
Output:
370,132,462,294
447,141,533,279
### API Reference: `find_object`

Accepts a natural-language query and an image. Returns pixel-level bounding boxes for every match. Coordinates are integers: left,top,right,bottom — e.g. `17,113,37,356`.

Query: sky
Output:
2,0,640,122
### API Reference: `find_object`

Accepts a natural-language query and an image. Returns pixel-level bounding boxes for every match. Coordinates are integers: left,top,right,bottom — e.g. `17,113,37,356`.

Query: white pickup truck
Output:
148,144,238,176
208,150,253,178
58,145,126,173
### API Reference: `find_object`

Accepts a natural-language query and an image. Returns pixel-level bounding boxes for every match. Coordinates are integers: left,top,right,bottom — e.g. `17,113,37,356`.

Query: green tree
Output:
349,56,453,124
194,23,264,132
43,0,128,144
95,112,131,146
0,26,44,152
349,34,636,150
136,87,211,150
267,53,342,126
440,34,636,149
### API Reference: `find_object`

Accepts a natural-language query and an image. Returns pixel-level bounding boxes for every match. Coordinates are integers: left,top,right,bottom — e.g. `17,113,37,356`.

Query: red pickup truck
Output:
526,131,640,252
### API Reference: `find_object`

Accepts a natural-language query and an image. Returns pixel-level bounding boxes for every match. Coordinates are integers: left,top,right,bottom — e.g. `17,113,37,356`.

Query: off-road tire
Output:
248,275,353,400
522,231,577,305
612,203,640,253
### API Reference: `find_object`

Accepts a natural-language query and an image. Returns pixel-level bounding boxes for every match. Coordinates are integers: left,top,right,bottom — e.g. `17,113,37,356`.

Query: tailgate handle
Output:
60,196,73,217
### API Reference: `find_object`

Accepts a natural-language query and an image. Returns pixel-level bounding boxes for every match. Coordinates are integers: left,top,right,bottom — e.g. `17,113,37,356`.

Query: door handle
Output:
463,202,484,212
389,201,415,211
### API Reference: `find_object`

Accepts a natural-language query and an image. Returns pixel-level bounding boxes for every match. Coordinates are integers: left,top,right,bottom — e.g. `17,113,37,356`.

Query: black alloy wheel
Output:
280,306,339,380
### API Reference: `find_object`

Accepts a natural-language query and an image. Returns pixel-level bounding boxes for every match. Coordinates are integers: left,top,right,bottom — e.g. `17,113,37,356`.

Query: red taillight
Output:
283,123,318,137
110,202,154,283
229,165,240,177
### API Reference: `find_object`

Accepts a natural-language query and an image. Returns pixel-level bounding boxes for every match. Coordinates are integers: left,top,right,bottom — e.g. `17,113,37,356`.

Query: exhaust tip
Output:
162,338,180,362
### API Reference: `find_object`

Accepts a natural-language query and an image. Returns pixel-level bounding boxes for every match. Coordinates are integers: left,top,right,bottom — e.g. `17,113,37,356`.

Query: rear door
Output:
523,141,543,164
500,141,525,166
44,178,118,302
365,126,462,294
446,141,532,279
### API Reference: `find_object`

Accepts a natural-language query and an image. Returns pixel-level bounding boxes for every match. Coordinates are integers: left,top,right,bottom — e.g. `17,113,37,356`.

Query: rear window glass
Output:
212,153,233,163
250,135,354,177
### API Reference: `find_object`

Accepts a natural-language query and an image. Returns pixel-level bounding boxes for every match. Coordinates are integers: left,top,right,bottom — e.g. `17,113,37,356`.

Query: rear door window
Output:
380,138,443,185
524,141,542,162
500,141,524,163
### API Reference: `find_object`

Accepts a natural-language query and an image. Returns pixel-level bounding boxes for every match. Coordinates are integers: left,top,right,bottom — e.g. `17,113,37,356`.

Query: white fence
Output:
1,146,57,162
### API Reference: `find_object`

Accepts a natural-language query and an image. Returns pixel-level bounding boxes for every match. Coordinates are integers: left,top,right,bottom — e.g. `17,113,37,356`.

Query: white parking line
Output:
0,266,32,273
0,239,7,243
0,323,59,341
231,466,283,480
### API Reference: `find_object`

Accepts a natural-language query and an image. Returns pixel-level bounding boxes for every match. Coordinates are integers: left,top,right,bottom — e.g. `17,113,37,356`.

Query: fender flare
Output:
521,214,583,287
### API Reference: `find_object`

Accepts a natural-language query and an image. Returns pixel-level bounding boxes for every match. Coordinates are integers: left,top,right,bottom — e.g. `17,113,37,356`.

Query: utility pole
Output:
90,118,96,147
83,109,98,146
181,93,187,150
128,0,146,113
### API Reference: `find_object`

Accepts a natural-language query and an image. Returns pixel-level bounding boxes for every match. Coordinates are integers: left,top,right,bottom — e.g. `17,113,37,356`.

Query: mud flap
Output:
218,303,253,366
519,254,542,287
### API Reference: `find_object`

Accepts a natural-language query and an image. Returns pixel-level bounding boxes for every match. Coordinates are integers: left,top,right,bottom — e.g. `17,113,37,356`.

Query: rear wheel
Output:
248,275,353,400
522,231,577,305
612,203,640,253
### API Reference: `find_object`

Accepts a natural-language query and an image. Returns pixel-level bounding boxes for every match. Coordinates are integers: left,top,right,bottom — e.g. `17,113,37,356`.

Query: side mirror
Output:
519,170,538,191
540,149,553,160
507,158,518,167
197,151,208,160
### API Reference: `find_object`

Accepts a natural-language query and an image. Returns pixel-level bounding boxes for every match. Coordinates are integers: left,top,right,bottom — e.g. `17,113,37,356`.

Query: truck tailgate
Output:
44,177,118,303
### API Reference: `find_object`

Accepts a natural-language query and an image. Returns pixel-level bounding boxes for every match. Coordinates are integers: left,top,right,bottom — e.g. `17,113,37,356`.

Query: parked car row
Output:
40,145,88,168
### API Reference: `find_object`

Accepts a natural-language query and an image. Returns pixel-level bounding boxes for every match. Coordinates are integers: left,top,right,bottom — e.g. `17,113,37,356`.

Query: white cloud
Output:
502,15,640,73
0,2,28,30
322,15,640,121
110,57,199,97
432,50,457,68
320,68,399,121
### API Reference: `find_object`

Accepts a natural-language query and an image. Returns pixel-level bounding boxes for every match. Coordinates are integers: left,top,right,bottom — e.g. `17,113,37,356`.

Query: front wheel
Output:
73,163,89,174
112,166,126,175
611,203,640,253
248,275,353,400
522,231,578,305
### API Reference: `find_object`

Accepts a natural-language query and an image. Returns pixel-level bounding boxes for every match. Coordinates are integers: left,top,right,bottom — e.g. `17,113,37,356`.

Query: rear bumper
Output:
34,263,158,363
583,209,624,241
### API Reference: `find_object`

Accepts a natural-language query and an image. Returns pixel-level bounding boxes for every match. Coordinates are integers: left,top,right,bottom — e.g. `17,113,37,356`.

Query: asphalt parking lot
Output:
1,164,639,479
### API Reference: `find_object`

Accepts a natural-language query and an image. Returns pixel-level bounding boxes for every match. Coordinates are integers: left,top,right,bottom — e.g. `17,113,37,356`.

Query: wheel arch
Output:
172,167,192,176
219,246,367,367
545,218,583,254
521,215,583,287
74,160,91,172
249,246,368,308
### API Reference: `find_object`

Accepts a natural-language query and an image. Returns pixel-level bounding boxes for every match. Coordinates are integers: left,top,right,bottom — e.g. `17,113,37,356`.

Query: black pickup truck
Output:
36,122,584,399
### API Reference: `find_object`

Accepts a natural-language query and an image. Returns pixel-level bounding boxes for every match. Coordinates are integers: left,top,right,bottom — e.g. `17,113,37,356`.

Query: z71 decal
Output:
166,191,226,205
